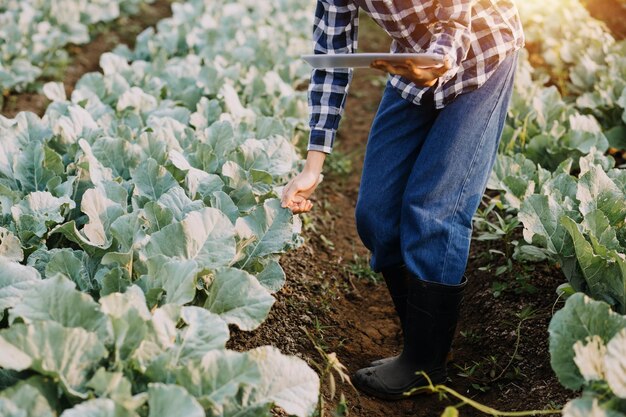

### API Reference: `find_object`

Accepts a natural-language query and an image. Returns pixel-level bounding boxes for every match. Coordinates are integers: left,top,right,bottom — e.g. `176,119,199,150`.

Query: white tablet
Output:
301,52,445,69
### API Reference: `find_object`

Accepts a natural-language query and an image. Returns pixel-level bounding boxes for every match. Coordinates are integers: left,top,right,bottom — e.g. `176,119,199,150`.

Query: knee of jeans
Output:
457,191,486,229
357,197,401,250
355,195,392,250
355,196,374,247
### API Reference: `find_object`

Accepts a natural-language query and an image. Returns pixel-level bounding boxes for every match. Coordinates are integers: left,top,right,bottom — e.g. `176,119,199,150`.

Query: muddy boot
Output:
353,275,467,400
369,264,410,367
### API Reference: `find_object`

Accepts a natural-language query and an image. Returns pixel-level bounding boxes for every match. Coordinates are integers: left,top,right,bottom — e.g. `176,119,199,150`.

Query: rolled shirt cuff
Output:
307,128,336,154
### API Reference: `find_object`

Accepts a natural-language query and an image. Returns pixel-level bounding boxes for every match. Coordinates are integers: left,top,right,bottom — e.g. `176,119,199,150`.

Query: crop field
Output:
0,0,625,416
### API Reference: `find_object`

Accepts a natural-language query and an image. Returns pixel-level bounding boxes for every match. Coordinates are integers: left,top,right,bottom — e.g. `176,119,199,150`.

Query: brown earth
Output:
582,0,626,39
0,0,174,118
229,13,576,417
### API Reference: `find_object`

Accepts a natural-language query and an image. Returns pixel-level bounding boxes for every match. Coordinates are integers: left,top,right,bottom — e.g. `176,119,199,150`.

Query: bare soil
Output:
229,14,576,417
582,0,626,39
0,0,174,118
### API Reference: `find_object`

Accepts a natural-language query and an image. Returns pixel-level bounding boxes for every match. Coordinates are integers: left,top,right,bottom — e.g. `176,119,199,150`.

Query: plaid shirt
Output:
307,0,525,153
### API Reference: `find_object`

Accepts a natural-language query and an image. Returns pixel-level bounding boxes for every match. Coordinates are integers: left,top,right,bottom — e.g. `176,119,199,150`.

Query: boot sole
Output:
353,378,441,401
369,355,399,367
369,350,455,367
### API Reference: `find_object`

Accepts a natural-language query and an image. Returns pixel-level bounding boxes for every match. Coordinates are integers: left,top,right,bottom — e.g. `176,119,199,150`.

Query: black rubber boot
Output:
353,275,467,400
369,264,410,367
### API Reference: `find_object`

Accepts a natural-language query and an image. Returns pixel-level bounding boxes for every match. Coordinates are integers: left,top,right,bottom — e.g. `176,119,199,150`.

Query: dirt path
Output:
583,0,626,39
1,0,173,118
230,13,575,417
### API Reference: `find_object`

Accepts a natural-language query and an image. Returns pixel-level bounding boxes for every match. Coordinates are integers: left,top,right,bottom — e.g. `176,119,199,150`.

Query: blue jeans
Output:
355,51,518,285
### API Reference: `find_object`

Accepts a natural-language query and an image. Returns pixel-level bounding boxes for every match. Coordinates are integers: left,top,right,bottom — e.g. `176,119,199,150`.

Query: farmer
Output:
281,0,525,400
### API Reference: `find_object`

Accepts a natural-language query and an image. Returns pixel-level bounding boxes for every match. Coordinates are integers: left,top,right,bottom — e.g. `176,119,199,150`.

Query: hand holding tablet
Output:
302,52,451,88
301,52,446,69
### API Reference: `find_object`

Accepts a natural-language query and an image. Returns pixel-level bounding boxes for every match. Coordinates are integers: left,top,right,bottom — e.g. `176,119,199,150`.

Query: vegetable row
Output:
0,0,154,95
517,0,626,137
0,0,320,416
489,1,626,415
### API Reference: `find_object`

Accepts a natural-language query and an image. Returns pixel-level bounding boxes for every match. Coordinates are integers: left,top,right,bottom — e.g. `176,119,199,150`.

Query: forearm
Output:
304,150,326,175
308,0,359,154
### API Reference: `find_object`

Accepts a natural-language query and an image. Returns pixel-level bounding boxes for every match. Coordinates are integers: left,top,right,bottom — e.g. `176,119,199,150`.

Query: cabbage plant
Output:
517,0,626,135
0,0,154,95
550,293,626,416
0,0,321,415
488,150,626,314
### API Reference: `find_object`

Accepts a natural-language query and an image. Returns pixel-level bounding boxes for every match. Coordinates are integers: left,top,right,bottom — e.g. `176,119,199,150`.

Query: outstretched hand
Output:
371,56,452,87
281,150,326,214
281,171,321,214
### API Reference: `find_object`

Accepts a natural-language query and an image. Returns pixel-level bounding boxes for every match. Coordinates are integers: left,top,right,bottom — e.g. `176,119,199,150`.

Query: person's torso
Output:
348,0,525,108
351,0,524,59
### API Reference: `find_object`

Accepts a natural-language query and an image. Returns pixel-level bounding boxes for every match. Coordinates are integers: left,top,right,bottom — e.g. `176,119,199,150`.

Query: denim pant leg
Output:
355,82,439,272
400,52,518,285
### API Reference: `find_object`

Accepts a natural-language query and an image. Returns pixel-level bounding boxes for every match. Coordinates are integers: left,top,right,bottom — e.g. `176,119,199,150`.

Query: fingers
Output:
403,59,450,78
281,182,315,214
371,60,392,72
289,198,314,214
402,55,451,70
426,56,452,77
431,64,450,77
373,59,444,86
294,200,314,214
282,178,309,207
371,60,412,78
372,60,409,72
281,179,296,208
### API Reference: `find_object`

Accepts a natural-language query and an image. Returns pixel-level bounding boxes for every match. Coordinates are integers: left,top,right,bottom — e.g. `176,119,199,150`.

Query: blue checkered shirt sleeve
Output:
423,0,472,82
307,0,359,154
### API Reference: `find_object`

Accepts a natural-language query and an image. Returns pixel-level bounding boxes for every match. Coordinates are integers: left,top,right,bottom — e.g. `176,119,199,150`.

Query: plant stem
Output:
411,372,562,416
490,311,533,383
